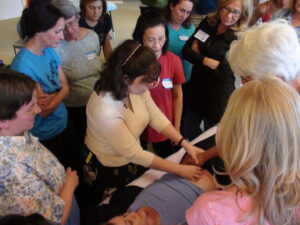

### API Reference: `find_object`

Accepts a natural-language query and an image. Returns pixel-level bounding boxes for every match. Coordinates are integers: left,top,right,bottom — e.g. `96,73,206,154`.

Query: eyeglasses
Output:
65,16,79,29
145,77,160,89
143,36,166,46
221,6,241,17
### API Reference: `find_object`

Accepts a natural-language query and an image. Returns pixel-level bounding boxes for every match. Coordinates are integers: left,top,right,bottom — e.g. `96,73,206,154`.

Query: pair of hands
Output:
191,40,220,70
37,87,57,117
179,144,206,182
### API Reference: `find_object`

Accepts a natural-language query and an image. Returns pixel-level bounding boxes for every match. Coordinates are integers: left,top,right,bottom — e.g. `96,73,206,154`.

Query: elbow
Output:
62,85,69,99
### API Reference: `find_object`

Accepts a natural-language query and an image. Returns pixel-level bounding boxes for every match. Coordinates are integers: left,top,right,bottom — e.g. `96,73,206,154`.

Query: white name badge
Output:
194,29,209,42
162,78,173,89
85,50,97,61
179,35,189,41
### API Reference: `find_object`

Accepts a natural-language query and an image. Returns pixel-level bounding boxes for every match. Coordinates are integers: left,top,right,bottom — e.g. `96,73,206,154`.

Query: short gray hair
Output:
51,0,80,20
227,19,300,82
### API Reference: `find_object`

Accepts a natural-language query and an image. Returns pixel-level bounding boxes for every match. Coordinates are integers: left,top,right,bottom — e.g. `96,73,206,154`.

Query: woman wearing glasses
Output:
132,10,186,158
182,0,252,140
52,0,101,145
84,40,202,204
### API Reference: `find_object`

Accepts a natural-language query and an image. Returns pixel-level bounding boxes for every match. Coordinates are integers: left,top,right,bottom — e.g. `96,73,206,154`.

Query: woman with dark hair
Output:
10,0,83,172
79,0,112,59
165,0,195,82
0,69,79,225
84,39,202,203
182,0,252,140
132,10,186,158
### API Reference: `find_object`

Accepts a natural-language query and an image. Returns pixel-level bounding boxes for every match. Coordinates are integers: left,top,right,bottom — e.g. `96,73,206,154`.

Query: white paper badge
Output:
194,30,209,42
179,35,189,41
162,78,173,89
86,50,97,61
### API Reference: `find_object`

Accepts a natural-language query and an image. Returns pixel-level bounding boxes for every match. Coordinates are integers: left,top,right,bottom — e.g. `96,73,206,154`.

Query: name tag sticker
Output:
85,50,97,61
194,30,209,42
179,35,189,41
162,78,173,89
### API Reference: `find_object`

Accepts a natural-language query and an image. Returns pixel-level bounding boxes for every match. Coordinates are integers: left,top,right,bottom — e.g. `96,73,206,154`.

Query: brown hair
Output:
164,0,195,28
80,0,107,22
0,68,36,120
94,39,161,100
208,0,253,31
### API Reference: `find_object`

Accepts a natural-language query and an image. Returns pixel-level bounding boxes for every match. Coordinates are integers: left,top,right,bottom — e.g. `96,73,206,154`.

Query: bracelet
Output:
178,137,185,146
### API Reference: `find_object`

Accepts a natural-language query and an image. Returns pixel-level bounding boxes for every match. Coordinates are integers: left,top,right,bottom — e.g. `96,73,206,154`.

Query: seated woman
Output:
186,77,300,225
10,0,82,172
52,0,101,144
84,39,202,204
0,69,79,225
79,0,112,59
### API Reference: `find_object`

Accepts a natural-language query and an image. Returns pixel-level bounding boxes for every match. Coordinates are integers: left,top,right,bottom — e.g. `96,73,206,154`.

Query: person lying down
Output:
81,135,230,225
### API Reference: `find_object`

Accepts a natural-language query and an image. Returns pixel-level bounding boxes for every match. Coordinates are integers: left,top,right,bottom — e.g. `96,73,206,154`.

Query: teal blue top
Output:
167,24,195,82
11,47,67,141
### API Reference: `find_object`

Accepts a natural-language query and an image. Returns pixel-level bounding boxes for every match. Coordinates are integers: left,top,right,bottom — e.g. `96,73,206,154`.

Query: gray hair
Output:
227,19,300,82
51,0,80,20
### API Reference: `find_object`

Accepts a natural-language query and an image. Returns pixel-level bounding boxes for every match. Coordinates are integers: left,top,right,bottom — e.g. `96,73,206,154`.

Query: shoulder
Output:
161,51,178,59
103,13,112,24
186,190,232,224
86,29,100,42
44,47,60,61
10,49,35,77
10,48,30,67
195,17,212,34
187,187,253,225
87,92,122,118
164,51,182,63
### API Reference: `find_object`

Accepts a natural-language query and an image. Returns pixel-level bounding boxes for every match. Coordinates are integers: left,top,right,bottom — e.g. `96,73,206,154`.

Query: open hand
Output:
184,144,204,165
178,164,202,182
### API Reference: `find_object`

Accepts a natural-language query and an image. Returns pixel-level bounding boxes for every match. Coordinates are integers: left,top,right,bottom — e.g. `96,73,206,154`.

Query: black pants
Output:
40,118,84,174
67,106,87,146
79,146,148,206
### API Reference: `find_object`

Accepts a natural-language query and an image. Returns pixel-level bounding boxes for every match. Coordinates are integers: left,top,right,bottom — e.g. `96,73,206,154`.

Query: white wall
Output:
0,0,24,20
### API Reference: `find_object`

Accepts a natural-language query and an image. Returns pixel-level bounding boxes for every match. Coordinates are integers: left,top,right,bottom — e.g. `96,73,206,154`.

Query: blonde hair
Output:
207,0,253,31
216,77,300,225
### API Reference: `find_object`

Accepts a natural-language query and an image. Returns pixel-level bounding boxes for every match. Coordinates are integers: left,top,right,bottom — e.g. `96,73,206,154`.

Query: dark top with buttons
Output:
183,17,236,123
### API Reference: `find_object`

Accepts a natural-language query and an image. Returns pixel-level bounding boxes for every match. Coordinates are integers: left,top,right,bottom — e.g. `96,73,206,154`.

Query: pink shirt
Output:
186,186,270,225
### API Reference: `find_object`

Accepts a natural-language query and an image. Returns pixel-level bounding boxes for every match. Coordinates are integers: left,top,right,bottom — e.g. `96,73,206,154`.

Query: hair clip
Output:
122,44,142,67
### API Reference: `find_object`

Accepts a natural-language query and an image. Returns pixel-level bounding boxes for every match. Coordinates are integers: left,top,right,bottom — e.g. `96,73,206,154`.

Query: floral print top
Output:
0,132,66,224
